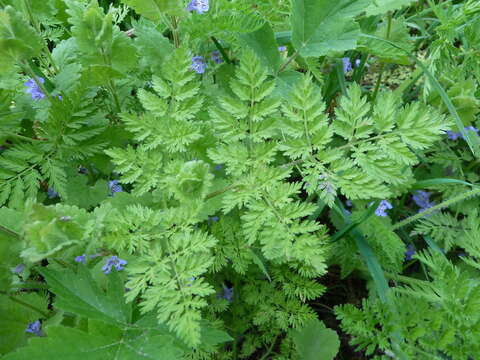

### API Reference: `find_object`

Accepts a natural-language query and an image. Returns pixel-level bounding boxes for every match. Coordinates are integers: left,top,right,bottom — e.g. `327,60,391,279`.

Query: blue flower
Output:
47,187,59,199
214,164,223,171
465,126,479,135
446,126,479,141
208,216,219,224
211,50,223,64
354,59,361,67
187,0,209,14
102,256,127,274
24,77,46,100
75,254,87,264
278,46,287,52
25,320,42,336
405,244,416,261
375,200,393,217
187,276,196,287
12,264,25,273
412,190,434,212
342,57,352,73
191,56,207,74
108,180,123,195
446,130,461,140
222,285,234,302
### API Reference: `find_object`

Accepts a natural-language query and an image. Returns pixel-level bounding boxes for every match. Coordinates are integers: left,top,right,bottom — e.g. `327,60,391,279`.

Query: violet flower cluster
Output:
191,55,207,74
412,190,435,212
24,77,46,100
187,0,209,14
446,126,479,140
375,200,393,217
102,256,127,274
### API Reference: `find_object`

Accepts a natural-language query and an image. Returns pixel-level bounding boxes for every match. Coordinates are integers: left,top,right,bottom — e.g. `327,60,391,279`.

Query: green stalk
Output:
371,12,393,104
0,291,49,318
211,37,232,64
21,0,59,74
277,50,299,74
393,187,480,230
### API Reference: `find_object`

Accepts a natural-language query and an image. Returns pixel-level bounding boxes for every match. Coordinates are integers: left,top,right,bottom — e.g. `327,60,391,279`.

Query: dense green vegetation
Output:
1,0,479,359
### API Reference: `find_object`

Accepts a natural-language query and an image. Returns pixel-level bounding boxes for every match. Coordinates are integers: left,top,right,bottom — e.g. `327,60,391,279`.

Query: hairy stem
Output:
393,187,480,230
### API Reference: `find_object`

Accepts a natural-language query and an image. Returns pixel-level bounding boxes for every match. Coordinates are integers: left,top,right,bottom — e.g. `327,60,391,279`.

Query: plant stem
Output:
0,291,49,318
277,50,299,74
211,36,232,64
371,12,393,103
21,0,59,73
393,186,480,230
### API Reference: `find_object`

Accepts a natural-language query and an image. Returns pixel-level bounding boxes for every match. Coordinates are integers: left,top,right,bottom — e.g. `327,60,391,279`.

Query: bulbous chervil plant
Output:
1,0,480,359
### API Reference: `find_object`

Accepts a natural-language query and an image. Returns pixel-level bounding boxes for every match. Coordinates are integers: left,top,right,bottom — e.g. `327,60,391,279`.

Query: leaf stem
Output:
393,187,480,230
0,291,49,317
277,50,298,74
371,12,393,104
211,36,232,64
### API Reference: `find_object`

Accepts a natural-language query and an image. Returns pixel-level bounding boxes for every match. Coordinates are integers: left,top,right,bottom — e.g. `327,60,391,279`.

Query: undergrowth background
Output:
0,0,480,359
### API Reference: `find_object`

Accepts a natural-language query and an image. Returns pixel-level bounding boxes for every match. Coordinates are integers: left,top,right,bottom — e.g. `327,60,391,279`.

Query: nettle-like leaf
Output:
0,293,49,356
65,0,137,74
365,0,417,16
359,17,413,65
40,266,131,325
121,0,184,20
20,203,92,263
291,319,340,360
291,0,369,57
3,320,185,360
0,6,43,72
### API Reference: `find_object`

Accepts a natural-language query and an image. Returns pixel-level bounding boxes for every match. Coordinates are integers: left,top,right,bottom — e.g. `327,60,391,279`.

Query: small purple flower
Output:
191,56,207,74
465,126,479,134
375,200,393,217
102,256,127,274
25,320,42,336
12,264,25,273
222,285,234,302
342,57,352,73
412,190,434,212
75,254,87,264
187,0,209,14
405,244,416,261
278,46,287,52
108,180,123,195
354,59,361,67
208,216,219,224
187,276,196,287
47,187,59,199
24,77,46,100
446,130,461,140
447,126,479,141
345,200,352,207
214,164,223,171
211,50,223,64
